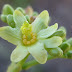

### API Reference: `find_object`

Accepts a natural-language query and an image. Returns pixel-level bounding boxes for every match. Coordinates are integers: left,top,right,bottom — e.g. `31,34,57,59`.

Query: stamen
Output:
23,35,27,39
27,41,31,45
23,39,27,45
32,36,36,40
21,21,37,45
22,32,37,45
30,39,35,43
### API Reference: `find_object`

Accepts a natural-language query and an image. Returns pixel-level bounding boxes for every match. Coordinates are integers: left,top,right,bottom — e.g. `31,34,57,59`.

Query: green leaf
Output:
28,42,47,64
11,44,29,62
38,23,58,39
13,10,27,28
40,36,62,48
32,10,49,33
2,4,14,15
7,15,15,28
0,26,21,45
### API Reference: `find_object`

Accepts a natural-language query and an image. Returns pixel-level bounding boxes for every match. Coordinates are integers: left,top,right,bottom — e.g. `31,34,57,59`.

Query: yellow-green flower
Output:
0,10,62,64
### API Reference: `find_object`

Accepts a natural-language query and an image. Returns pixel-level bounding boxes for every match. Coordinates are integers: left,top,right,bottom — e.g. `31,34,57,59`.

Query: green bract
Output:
0,10,63,64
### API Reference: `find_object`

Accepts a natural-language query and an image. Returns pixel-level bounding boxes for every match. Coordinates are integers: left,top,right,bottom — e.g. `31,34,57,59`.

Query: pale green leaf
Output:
0,26,21,45
11,44,29,62
32,10,49,33
40,36,62,48
13,10,27,28
37,23,58,39
28,42,47,64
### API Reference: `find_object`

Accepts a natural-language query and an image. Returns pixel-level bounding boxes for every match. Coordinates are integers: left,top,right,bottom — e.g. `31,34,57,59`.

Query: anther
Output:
32,33,36,37
32,36,36,40
30,32,33,35
27,41,31,45
30,39,35,43
23,35,27,39
23,39,27,45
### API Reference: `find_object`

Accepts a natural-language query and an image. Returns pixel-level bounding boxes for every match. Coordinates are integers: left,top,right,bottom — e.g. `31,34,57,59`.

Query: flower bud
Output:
25,15,30,23
60,42,70,53
33,11,38,16
47,47,63,57
30,16,36,24
2,4,14,15
16,7,25,15
25,6,33,16
7,15,15,28
67,38,72,48
1,14,7,23
66,50,72,59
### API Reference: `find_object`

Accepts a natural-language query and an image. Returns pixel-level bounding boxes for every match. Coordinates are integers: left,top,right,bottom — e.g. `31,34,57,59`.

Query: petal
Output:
11,44,29,62
37,23,58,39
50,26,66,39
40,36,62,48
28,42,47,64
13,10,27,28
0,26,21,45
32,10,49,33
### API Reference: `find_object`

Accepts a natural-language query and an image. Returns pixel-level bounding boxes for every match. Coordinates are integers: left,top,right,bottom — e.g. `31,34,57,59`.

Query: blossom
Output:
0,10,62,64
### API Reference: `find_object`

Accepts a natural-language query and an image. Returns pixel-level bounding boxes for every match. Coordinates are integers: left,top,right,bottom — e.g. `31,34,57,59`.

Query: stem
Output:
22,55,67,70
7,54,30,72
19,54,30,65
22,55,55,70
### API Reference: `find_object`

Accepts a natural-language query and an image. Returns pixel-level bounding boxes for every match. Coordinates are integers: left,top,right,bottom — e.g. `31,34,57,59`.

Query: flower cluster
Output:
0,4,72,72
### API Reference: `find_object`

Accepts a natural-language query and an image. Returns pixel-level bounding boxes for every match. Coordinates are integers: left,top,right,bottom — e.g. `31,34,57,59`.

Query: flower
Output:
0,10,62,64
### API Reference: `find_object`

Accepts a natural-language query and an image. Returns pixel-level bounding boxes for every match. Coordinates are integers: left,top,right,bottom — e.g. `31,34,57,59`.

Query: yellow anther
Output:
23,35,27,39
32,36,36,40
30,39,35,43
32,33,37,37
27,41,31,45
23,39,27,45
30,32,33,35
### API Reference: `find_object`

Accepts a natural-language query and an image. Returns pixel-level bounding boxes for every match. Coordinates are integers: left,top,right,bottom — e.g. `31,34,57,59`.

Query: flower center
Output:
21,21,37,45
